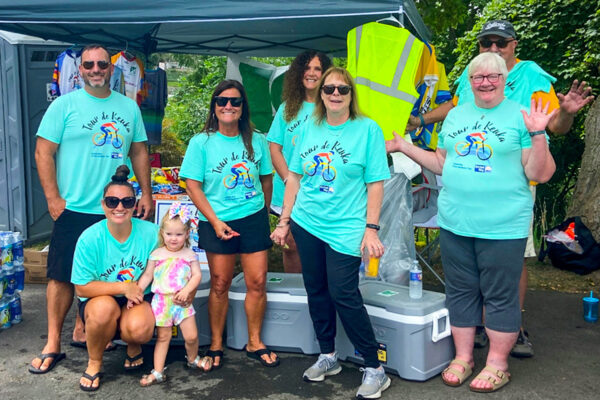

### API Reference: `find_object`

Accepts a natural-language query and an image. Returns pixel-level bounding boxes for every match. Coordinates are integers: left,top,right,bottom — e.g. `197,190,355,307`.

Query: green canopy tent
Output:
0,0,430,57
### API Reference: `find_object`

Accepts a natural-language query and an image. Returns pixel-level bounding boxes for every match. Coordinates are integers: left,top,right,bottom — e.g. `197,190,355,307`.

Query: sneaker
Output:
303,352,342,382
356,367,391,399
473,326,488,348
511,329,534,358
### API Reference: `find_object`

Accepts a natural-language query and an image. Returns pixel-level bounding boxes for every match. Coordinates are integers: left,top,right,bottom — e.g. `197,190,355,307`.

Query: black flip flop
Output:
79,371,103,392
246,347,280,367
70,340,118,352
28,352,66,374
205,349,224,370
124,352,144,371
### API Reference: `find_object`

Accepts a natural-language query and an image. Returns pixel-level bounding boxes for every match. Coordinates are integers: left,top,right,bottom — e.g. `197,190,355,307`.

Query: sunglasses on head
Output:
478,38,515,49
82,60,110,70
214,96,243,107
321,85,351,95
104,196,136,209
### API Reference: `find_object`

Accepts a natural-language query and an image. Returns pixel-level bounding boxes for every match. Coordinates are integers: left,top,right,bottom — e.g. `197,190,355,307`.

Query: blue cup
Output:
583,292,598,323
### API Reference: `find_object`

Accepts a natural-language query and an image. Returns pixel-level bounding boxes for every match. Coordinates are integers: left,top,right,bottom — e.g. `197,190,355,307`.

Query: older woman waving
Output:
386,52,556,393
271,67,391,399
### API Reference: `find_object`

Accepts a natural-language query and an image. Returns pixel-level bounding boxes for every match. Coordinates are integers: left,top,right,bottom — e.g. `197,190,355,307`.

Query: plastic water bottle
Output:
0,295,11,329
409,260,422,299
10,292,22,324
0,267,5,300
12,232,24,264
4,265,16,297
14,261,25,292
0,234,13,269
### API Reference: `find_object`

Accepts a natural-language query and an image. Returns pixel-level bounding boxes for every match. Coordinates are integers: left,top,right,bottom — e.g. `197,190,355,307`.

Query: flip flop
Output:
205,349,224,370
441,358,473,387
469,365,510,393
124,352,144,371
246,347,280,368
28,352,66,374
70,340,118,352
80,371,103,392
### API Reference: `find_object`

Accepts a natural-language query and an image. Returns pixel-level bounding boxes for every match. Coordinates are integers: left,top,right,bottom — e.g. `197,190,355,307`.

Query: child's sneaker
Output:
302,352,342,382
356,367,391,399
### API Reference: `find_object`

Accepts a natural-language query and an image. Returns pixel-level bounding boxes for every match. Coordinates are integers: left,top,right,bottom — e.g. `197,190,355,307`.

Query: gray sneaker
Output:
356,367,391,399
303,352,342,382
511,329,534,358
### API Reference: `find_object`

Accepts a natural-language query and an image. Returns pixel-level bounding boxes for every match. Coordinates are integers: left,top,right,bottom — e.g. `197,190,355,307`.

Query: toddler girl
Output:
134,202,212,386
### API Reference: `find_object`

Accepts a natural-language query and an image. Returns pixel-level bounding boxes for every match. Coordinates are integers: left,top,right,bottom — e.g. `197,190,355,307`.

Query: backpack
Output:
539,216,600,275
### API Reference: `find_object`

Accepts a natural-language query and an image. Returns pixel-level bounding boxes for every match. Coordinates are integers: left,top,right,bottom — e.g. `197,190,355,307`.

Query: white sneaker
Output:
302,352,342,382
356,367,391,399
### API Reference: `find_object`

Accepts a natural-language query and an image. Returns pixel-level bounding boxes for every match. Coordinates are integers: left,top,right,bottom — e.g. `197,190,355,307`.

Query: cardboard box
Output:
24,249,49,284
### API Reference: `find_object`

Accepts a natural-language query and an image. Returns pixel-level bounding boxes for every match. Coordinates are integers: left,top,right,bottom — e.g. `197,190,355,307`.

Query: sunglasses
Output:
214,96,243,107
321,85,351,95
470,73,502,84
81,60,111,70
104,196,136,209
478,38,515,49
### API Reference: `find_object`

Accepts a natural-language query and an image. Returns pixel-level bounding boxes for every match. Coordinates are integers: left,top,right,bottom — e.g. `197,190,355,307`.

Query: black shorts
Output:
47,209,105,283
78,293,154,325
197,207,273,254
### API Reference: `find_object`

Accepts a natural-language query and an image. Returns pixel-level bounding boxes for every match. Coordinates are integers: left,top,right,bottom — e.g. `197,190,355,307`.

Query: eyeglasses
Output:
81,60,110,70
104,196,136,209
214,96,243,107
478,38,515,49
470,73,503,84
321,85,351,95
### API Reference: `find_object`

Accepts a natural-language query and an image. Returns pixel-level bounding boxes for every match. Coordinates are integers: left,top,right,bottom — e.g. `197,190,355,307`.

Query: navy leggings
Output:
291,220,380,368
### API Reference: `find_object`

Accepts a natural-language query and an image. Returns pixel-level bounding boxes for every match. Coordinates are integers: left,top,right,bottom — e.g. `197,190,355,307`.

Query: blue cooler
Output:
226,272,319,354
336,281,453,381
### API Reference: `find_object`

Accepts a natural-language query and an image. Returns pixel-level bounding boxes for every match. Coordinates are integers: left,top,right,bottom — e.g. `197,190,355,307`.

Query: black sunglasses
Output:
82,60,111,70
478,38,515,49
321,85,351,95
104,196,136,209
214,96,243,107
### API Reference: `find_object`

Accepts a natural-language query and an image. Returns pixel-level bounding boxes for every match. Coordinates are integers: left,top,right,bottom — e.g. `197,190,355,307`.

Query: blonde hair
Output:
158,212,192,248
313,67,362,124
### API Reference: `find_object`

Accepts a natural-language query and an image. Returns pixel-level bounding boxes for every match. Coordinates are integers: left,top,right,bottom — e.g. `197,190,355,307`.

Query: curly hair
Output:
203,79,255,159
281,50,332,122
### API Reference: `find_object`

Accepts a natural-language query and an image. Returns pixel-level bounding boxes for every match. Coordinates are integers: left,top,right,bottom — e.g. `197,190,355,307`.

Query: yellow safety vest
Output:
347,22,424,140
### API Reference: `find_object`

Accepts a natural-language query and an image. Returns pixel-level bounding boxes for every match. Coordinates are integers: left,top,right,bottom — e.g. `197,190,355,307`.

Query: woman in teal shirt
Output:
267,50,331,273
271,67,391,399
71,165,159,391
180,80,278,368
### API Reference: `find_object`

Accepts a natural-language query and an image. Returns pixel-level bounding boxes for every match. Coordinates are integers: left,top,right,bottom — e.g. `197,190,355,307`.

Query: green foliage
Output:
451,0,600,234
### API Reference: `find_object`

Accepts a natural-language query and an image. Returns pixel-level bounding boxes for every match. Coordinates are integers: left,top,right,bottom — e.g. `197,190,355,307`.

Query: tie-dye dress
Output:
150,255,196,327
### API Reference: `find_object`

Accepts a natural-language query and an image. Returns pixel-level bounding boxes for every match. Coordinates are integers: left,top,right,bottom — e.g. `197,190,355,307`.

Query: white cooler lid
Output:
230,272,307,296
359,281,446,316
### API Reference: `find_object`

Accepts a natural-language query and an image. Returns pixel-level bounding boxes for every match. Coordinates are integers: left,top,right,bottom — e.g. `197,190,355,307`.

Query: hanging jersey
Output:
111,51,145,104
51,49,83,97
110,65,126,95
140,68,168,145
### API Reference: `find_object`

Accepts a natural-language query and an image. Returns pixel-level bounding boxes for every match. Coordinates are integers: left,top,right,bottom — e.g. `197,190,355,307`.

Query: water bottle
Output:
14,261,25,292
0,234,13,269
0,295,11,329
358,261,366,281
0,268,4,300
12,232,24,264
4,265,16,297
10,292,22,324
409,260,422,299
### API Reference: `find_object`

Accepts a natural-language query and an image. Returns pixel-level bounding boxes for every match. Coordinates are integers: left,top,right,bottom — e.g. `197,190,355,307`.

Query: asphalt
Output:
0,284,599,400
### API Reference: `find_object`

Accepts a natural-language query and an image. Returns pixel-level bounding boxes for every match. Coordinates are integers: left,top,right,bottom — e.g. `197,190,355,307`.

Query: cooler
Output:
149,267,211,346
226,272,319,354
336,281,453,381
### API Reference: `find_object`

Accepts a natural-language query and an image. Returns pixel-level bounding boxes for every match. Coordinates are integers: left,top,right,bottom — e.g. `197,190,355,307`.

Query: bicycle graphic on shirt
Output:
303,151,337,182
223,161,255,189
454,132,493,160
92,121,124,149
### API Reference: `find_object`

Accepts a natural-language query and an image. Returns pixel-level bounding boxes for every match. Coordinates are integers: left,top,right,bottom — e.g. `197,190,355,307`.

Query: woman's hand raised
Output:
521,98,558,133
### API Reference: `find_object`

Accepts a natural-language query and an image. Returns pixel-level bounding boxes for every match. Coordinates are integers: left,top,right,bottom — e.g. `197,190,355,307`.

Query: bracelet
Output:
529,130,546,137
366,223,381,231
418,114,426,127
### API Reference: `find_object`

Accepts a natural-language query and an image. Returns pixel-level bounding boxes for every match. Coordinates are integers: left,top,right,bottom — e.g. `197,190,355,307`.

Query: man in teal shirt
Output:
29,44,153,374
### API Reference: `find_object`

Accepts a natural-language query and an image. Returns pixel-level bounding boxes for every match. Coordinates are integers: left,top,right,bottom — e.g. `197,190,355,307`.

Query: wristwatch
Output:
529,130,546,137
366,223,380,231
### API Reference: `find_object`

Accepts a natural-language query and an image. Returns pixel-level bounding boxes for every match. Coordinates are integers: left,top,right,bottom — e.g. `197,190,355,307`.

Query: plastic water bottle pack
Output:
0,231,25,330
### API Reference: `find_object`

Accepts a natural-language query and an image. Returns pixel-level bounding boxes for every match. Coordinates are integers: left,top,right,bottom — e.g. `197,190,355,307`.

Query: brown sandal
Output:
442,358,473,387
469,365,510,393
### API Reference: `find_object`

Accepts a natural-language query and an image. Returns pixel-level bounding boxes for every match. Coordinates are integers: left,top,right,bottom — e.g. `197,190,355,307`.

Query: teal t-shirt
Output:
437,99,534,239
454,60,556,110
289,117,390,256
266,101,315,207
71,218,159,301
179,131,273,221
36,89,147,214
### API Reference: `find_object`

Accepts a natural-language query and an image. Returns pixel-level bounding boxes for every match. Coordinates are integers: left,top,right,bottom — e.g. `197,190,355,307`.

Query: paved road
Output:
0,284,598,399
